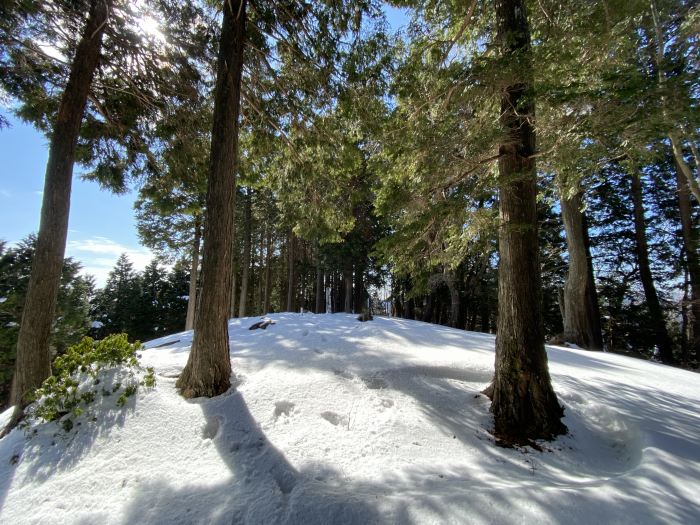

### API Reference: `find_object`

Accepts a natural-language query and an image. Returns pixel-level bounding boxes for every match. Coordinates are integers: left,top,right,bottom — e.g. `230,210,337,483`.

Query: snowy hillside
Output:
1,313,699,524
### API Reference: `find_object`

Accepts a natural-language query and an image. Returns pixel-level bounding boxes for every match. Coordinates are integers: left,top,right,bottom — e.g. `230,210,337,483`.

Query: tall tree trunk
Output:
176,0,247,399
629,164,674,363
286,231,296,311
559,187,603,349
238,189,252,318
675,158,700,358
445,269,461,329
487,0,565,442
263,228,273,314
229,215,238,318
257,226,265,314
185,217,202,331
315,250,323,313
6,0,111,432
354,265,365,314
343,264,353,313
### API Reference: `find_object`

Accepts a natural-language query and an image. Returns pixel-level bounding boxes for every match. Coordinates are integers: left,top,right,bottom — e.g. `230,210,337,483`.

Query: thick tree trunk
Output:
487,0,565,443
238,189,252,318
229,216,238,318
559,188,603,350
675,158,700,358
629,165,675,363
185,218,202,331
7,0,111,427
177,0,247,399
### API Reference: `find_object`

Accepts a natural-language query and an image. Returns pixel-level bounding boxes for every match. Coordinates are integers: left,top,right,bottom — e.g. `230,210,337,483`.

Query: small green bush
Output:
28,334,156,426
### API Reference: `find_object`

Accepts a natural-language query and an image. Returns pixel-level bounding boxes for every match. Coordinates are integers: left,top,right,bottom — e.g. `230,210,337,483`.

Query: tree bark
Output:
343,264,353,313
286,230,296,311
238,189,252,318
185,217,202,331
674,158,700,358
353,265,366,314
669,132,700,203
629,164,675,363
445,269,461,329
315,251,323,313
176,0,246,399
263,227,273,314
559,187,603,350
8,0,111,424
487,0,565,443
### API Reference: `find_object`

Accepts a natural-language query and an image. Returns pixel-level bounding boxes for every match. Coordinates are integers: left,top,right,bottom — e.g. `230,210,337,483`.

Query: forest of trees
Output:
1,0,697,442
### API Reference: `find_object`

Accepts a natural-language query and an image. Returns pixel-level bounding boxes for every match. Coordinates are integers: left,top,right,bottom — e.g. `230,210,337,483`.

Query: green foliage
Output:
0,236,93,409
29,334,155,426
90,255,189,342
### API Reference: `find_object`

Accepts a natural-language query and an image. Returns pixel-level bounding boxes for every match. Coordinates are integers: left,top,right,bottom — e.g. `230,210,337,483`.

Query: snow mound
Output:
1,313,699,524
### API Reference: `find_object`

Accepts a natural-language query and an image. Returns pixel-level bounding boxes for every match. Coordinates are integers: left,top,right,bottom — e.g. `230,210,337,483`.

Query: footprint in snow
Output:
273,401,295,420
201,417,221,440
333,369,354,380
320,411,348,427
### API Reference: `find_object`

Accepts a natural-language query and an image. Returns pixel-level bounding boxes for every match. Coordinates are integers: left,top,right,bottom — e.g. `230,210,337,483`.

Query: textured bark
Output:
675,159,700,357
488,0,565,442
559,189,603,350
238,189,252,318
185,218,202,331
630,166,674,363
8,0,111,418
177,0,247,399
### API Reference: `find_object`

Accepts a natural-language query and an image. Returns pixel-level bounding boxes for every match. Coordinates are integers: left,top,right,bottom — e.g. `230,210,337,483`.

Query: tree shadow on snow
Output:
120,388,388,525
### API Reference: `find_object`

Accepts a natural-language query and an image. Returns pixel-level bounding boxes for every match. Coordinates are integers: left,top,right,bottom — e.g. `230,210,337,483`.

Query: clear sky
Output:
0,5,410,288
0,114,154,287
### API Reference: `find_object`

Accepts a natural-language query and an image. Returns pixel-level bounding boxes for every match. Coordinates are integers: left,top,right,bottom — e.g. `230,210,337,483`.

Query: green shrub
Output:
28,334,156,427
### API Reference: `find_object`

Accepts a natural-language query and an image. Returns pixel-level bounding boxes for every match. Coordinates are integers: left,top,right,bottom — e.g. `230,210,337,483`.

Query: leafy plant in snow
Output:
27,334,155,429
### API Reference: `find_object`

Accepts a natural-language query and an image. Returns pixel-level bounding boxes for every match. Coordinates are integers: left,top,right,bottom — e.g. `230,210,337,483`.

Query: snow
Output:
1,313,699,524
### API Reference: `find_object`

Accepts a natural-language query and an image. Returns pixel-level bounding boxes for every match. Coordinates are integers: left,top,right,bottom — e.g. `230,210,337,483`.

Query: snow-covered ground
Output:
1,313,699,524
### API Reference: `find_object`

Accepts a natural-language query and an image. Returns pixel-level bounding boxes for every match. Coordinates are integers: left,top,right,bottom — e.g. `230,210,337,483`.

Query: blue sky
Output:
0,5,410,288
0,115,154,286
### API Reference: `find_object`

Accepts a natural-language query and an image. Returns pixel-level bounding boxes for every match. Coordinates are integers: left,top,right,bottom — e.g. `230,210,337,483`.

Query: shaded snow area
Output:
1,314,699,524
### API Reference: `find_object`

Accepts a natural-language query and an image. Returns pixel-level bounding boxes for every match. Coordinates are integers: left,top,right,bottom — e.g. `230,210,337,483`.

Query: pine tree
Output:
486,0,565,442
0,236,92,410
176,0,248,399
3,0,112,434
